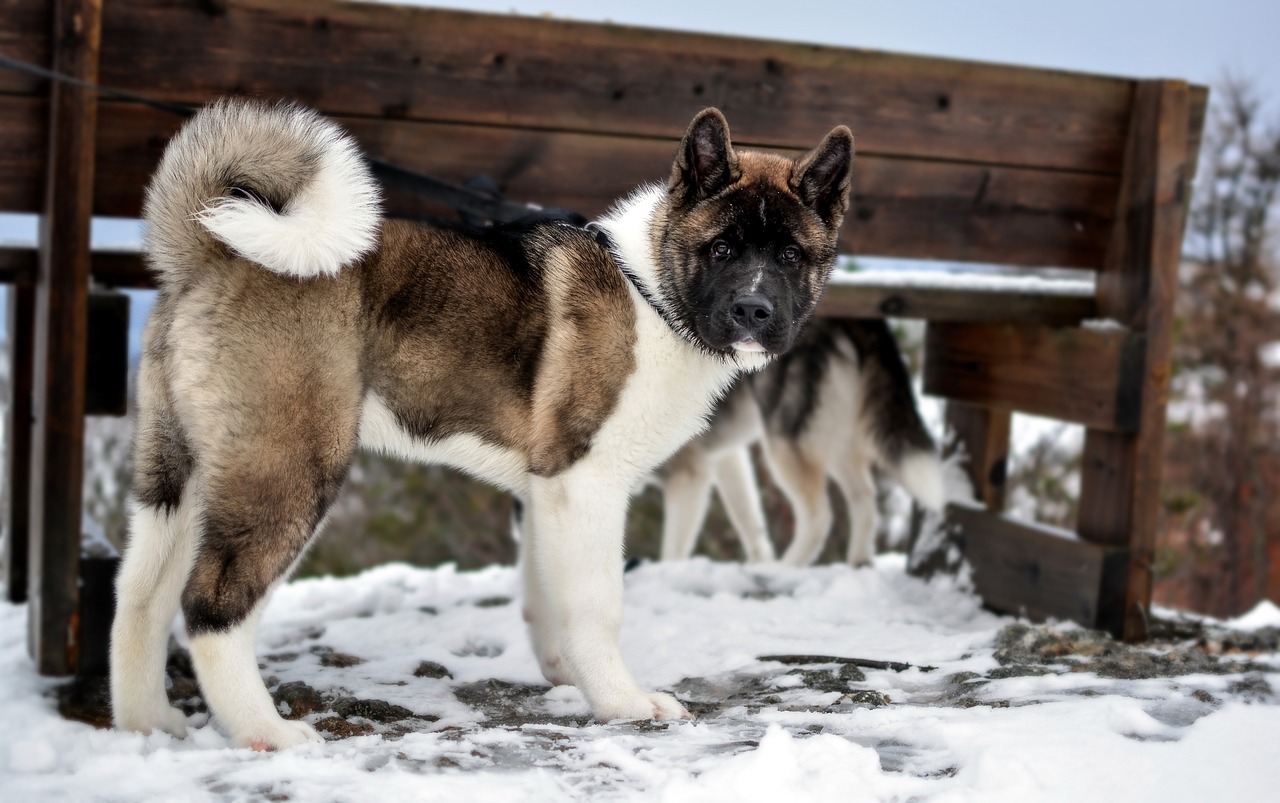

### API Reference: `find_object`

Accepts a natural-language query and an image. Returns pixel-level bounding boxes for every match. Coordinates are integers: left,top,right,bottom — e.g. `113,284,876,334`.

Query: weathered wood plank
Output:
949,502,1127,632
28,0,101,674
98,0,1130,171
3,285,35,604
0,97,1122,268
923,322,1146,431
0,1,1210,173
819,278,1097,324
1079,81,1194,641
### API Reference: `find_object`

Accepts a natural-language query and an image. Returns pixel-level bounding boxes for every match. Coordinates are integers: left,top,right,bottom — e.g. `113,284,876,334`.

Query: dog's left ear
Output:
792,126,854,226
669,108,741,204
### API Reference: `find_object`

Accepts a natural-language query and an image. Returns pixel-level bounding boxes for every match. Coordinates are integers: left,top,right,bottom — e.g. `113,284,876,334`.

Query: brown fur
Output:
140,218,635,631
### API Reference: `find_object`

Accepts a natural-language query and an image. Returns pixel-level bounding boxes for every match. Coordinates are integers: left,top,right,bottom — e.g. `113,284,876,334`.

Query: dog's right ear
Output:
668,108,740,204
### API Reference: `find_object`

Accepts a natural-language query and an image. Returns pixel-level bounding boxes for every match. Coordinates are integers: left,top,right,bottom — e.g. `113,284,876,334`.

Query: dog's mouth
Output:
730,338,767,353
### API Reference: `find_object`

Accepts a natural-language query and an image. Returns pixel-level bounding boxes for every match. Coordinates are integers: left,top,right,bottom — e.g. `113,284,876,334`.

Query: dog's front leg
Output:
528,469,691,722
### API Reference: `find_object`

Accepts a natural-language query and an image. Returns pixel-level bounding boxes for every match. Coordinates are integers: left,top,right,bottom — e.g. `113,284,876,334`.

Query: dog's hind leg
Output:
659,451,714,562
111,392,198,737
181,436,353,750
763,437,834,567
712,448,774,563
832,454,878,567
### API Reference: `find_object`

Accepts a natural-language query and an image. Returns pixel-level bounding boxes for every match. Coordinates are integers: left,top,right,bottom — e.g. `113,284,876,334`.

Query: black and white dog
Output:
656,318,945,566
110,98,853,748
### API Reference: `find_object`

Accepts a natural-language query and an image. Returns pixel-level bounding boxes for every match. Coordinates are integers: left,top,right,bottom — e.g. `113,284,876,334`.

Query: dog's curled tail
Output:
143,98,381,284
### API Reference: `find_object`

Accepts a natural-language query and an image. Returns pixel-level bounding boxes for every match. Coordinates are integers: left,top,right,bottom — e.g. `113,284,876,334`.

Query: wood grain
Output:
27,0,100,674
0,0,1206,171
1079,81,1193,641
948,502,1127,633
923,322,1146,431
0,97,1122,268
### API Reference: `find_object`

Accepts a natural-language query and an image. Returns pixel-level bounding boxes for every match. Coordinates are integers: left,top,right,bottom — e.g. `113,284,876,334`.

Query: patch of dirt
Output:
453,678,590,728
273,681,326,719
310,646,367,668
990,622,1273,681
413,660,452,679
55,674,113,729
315,716,376,739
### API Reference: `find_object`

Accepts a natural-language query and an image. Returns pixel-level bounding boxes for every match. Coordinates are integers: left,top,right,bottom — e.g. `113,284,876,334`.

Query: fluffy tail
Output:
841,319,946,512
143,98,381,284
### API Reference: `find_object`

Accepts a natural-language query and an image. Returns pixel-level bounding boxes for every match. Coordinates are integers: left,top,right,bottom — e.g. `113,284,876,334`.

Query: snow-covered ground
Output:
3,557,1278,802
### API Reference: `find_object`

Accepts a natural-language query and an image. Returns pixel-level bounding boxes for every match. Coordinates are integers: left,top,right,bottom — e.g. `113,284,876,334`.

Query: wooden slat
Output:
949,502,1128,631
0,97,1122,268
3,285,35,604
0,1,1209,173
101,0,1128,170
945,402,1011,511
924,322,1146,431
1079,81,1194,641
28,0,101,674
819,280,1097,324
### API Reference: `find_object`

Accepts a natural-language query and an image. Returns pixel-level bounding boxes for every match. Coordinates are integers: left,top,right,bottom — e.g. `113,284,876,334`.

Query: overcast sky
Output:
404,0,1279,95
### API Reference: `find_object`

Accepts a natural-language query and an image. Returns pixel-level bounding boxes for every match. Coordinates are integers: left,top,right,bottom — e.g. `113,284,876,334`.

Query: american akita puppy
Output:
657,318,945,567
110,98,852,749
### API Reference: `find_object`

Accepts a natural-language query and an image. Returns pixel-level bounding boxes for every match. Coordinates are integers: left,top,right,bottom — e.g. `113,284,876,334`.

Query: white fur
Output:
358,393,530,494
898,450,946,512
517,189,773,720
110,493,201,738
196,116,380,279
187,600,321,750
710,449,775,563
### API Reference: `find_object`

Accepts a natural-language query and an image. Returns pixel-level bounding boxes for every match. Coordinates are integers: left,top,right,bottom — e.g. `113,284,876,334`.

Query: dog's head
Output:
656,109,853,358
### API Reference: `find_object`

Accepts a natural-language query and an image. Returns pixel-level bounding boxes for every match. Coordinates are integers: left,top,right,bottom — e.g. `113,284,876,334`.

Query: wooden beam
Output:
0,97,1121,268
1079,81,1193,641
28,0,101,674
4,285,35,604
923,322,1146,431
948,502,1128,633
0,0,1208,172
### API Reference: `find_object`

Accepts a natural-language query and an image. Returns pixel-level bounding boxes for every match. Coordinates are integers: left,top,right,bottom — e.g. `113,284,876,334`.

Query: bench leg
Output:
4,285,35,604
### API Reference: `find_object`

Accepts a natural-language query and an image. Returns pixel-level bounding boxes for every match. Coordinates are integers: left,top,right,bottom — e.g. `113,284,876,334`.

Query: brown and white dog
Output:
109,98,853,748
656,318,945,567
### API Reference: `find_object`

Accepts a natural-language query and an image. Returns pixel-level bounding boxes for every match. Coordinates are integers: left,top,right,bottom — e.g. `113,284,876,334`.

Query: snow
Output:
2,557,1277,802
1226,600,1280,630
829,269,1095,297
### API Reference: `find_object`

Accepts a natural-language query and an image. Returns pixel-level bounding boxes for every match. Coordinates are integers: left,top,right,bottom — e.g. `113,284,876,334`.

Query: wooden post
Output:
28,0,102,674
1078,81,1192,640
4,286,36,604
945,401,1010,512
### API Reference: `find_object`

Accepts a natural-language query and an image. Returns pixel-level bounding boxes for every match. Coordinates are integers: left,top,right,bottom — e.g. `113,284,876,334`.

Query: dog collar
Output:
585,222,687,336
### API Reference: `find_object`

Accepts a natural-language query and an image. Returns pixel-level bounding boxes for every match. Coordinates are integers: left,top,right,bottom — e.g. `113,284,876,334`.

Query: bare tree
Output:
1160,77,1280,616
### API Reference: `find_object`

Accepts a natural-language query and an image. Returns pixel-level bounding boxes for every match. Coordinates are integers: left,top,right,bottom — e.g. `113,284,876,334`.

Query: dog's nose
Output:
731,295,774,331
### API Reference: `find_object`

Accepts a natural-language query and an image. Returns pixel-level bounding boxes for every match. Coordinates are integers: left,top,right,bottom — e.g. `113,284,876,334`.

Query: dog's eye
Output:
710,240,733,259
781,245,802,263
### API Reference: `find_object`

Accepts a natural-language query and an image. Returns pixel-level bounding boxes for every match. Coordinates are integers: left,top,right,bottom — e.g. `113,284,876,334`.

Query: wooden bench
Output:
0,0,1206,674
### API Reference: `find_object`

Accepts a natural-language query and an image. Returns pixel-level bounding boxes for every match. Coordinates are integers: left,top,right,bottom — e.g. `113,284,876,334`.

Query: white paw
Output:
595,691,692,723
233,718,322,751
115,704,189,739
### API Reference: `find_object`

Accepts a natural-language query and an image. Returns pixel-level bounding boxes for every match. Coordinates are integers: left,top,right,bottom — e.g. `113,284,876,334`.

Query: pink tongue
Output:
250,739,271,752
